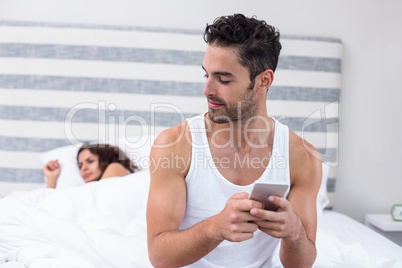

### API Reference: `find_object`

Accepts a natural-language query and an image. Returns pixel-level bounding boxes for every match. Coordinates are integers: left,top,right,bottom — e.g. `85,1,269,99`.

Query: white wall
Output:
1,0,401,222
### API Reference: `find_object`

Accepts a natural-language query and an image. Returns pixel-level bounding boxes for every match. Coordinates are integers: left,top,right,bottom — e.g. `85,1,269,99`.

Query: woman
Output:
43,143,138,188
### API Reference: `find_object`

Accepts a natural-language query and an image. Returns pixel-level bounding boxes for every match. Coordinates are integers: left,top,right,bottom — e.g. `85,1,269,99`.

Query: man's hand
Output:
212,192,264,242
249,195,303,241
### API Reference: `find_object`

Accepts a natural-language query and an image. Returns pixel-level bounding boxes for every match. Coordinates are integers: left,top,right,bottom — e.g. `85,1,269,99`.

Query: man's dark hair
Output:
204,14,282,84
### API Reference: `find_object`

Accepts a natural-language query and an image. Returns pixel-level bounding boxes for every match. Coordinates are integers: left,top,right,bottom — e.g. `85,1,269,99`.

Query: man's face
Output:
202,45,257,124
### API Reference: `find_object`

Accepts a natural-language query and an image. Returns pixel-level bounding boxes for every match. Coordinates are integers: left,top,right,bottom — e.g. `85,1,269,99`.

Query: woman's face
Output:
78,149,102,183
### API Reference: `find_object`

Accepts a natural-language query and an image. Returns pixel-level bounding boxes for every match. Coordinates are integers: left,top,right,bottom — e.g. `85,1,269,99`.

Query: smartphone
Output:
249,183,289,211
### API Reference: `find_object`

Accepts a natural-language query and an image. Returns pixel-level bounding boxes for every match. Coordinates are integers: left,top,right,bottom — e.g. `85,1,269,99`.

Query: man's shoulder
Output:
288,130,322,184
288,130,321,163
152,121,192,156
150,122,192,177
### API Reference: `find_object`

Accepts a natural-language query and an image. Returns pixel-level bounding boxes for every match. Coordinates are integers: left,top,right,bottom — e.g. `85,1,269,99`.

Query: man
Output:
147,14,321,268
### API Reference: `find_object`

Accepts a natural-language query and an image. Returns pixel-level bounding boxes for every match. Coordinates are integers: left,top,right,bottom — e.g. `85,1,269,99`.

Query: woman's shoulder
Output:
101,162,130,179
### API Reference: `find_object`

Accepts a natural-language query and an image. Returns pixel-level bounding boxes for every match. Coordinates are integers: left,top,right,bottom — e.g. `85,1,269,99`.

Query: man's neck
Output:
205,113,275,151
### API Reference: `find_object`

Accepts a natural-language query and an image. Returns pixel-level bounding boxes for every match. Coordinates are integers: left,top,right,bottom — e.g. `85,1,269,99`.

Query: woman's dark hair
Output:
204,14,282,85
77,143,138,178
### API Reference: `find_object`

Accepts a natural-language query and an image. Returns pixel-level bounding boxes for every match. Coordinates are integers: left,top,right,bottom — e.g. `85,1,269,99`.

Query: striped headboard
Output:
0,21,341,206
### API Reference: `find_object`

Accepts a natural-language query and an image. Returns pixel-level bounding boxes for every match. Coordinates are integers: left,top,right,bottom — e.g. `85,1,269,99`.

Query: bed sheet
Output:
315,210,402,268
0,169,152,268
1,170,402,268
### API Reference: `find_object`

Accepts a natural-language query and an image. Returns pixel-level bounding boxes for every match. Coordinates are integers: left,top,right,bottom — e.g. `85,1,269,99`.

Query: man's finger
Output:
268,195,289,210
231,192,249,200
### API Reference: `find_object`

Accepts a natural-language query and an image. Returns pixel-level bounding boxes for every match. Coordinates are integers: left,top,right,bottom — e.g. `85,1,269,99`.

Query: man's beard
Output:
208,85,257,124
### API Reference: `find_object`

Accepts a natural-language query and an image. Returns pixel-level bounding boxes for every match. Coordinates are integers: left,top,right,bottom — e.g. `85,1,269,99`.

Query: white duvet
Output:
0,169,152,268
1,169,402,268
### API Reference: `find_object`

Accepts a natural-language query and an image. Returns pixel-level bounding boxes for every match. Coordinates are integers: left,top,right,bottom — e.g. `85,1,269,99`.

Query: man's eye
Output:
219,79,230,85
203,74,208,79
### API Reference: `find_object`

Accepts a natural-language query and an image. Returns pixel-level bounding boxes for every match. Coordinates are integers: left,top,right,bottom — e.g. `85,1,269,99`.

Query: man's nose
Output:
203,78,216,97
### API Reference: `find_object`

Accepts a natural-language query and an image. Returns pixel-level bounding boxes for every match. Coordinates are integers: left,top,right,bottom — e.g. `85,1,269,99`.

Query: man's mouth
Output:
208,99,224,109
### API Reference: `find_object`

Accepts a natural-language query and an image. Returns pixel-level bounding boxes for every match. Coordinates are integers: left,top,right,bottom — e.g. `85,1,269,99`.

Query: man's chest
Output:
209,147,273,186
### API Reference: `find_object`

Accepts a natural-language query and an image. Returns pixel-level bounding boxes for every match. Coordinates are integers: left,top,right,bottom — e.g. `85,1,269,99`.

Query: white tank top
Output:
180,113,290,268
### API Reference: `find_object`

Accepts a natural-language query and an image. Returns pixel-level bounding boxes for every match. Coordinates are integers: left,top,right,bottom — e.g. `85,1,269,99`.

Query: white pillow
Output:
317,163,330,215
38,135,156,189
38,144,84,189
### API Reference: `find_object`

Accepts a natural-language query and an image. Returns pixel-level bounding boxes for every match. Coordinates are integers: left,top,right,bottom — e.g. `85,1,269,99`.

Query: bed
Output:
0,163,401,268
0,21,401,267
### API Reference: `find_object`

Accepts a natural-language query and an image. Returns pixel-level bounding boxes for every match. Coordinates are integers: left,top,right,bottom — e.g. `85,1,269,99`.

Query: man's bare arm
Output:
147,124,222,267
279,135,321,268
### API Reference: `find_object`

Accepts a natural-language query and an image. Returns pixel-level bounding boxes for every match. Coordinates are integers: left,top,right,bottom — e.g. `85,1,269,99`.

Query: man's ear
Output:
257,69,274,93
